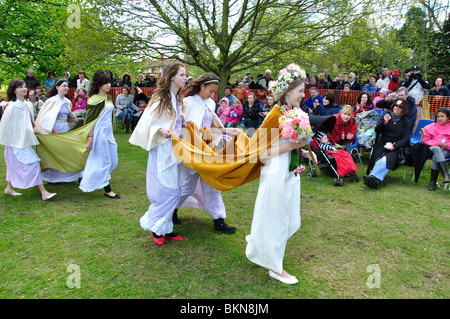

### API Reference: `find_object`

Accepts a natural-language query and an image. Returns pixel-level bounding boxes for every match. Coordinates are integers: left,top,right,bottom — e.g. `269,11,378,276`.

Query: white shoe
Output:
42,191,57,201
5,188,22,196
269,270,298,285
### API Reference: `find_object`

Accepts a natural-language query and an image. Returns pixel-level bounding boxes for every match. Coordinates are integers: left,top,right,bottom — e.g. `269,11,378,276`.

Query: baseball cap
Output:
411,65,420,71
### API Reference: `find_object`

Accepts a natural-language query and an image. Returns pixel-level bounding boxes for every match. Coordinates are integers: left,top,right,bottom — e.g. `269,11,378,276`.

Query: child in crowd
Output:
225,99,243,127
72,92,87,118
217,97,231,126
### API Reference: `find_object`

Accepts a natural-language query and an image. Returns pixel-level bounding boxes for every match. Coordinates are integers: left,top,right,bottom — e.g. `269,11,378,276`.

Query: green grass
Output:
0,131,448,299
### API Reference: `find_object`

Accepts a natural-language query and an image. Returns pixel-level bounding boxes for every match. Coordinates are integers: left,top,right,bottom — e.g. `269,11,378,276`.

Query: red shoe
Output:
152,233,165,245
164,233,184,241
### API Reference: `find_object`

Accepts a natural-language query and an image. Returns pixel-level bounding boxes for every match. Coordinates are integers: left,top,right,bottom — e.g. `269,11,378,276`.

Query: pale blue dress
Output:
79,101,118,192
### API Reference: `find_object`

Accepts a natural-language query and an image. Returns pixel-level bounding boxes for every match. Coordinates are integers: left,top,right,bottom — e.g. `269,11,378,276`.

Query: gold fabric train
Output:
170,106,283,191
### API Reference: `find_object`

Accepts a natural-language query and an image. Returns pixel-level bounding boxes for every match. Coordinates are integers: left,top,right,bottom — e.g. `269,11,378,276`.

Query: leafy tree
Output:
96,0,373,93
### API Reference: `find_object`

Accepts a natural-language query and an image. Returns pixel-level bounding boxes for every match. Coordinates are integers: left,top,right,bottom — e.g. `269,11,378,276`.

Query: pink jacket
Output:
423,122,450,151
225,104,243,124
217,107,231,123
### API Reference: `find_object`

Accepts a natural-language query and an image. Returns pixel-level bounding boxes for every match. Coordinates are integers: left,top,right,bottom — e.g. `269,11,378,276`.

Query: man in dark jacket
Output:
24,69,41,89
375,86,417,132
144,72,157,88
348,72,362,91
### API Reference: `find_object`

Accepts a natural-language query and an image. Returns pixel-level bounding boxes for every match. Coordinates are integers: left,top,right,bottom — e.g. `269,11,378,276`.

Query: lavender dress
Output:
176,98,226,219
3,101,42,189
41,96,83,183
139,100,183,236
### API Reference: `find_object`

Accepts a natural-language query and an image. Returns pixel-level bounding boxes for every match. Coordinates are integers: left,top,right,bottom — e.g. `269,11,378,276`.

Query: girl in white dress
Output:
129,62,187,245
173,73,240,233
79,70,119,198
34,79,82,183
245,69,315,284
0,79,56,200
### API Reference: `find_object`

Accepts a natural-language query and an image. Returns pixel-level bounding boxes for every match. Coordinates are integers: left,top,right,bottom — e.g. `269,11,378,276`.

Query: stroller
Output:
306,115,359,186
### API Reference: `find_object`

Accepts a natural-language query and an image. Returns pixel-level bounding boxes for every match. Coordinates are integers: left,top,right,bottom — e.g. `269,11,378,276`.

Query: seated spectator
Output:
119,74,132,87
347,72,362,91
224,99,243,128
131,98,148,131
364,98,410,189
217,97,231,126
76,70,90,94
329,105,358,153
376,86,417,131
115,85,139,133
353,92,374,117
144,72,157,88
242,92,263,137
304,87,323,114
107,70,119,87
343,83,351,91
63,72,76,88
318,73,330,89
134,74,146,88
306,75,323,90
317,93,341,116
28,90,43,120
44,72,56,90
330,74,349,90
261,94,276,114
429,75,450,96
35,86,47,102
422,108,450,190
257,70,273,89
247,76,263,89
72,88,88,111
223,85,237,106
376,66,391,91
232,75,243,88
72,92,87,118
362,74,380,93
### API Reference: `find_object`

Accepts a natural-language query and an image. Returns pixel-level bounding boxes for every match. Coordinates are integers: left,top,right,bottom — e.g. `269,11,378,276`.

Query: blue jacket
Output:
317,104,341,116
362,83,381,93
304,94,323,110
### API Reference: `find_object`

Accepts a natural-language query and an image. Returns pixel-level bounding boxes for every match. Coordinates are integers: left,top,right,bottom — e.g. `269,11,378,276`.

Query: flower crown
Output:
268,63,307,94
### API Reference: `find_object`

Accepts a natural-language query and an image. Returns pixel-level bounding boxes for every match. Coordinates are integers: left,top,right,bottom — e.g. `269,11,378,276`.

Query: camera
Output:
391,93,398,99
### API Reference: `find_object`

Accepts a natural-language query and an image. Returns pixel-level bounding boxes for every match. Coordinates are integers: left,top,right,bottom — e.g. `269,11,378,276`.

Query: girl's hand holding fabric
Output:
158,128,171,138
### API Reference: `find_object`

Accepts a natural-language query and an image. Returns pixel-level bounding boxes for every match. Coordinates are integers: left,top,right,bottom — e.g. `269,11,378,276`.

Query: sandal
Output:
4,188,22,196
42,191,57,201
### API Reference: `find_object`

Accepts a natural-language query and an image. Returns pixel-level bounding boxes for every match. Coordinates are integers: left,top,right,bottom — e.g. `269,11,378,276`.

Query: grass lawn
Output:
0,131,448,299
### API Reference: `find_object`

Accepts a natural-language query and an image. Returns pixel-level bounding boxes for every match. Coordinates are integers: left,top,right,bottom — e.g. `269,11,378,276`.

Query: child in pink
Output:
225,99,243,127
217,97,231,125
422,108,450,190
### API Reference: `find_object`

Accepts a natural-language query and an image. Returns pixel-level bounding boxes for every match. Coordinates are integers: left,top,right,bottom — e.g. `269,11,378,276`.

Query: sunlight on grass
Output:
0,132,448,299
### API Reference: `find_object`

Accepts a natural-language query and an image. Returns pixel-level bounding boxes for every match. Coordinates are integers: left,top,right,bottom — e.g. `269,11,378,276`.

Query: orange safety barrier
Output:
14,87,448,121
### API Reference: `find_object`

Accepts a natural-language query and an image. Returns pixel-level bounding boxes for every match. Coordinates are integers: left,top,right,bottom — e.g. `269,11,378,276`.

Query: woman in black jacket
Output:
363,98,410,189
242,92,263,137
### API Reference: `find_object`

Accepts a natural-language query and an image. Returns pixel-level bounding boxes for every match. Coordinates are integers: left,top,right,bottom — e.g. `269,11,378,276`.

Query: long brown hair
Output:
277,77,305,106
7,79,26,102
184,73,221,98
148,62,185,119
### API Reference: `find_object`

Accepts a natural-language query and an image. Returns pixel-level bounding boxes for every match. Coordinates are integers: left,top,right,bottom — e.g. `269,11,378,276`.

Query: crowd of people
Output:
0,61,449,286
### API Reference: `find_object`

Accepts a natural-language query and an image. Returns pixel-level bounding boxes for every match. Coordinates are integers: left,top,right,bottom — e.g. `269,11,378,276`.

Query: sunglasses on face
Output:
395,102,403,108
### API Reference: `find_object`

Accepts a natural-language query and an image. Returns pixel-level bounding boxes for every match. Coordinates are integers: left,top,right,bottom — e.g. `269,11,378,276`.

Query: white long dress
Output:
79,101,118,192
245,139,301,274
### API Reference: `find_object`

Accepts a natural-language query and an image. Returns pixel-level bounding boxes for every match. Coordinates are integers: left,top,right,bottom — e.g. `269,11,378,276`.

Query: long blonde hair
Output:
148,62,185,119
